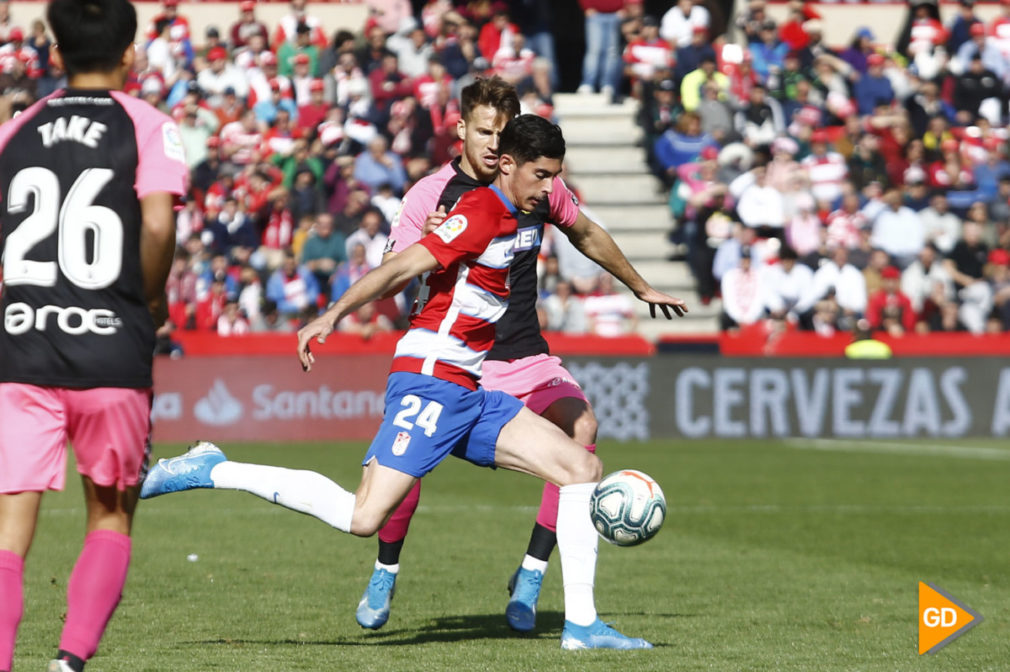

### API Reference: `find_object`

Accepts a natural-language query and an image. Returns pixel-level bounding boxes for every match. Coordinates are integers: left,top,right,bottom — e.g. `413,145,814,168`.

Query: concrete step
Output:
625,259,696,291
636,314,721,338
558,114,640,140
560,125,643,146
553,93,639,115
609,231,676,261
584,204,672,233
565,145,647,175
572,174,666,206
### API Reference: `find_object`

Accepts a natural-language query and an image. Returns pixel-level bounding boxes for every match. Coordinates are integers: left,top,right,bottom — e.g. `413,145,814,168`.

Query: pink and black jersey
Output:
387,158,580,361
0,88,189,388
390,186,518,390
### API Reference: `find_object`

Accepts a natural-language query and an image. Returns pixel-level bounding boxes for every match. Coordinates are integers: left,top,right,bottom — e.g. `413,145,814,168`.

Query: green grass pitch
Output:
13,438,1010,671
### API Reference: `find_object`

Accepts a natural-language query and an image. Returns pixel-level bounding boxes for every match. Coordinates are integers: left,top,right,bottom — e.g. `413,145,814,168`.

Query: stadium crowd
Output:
639,0,1010,336
6,0,1010,341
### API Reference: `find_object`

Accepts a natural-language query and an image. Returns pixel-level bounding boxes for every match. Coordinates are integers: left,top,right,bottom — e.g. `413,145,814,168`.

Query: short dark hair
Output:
499,114,565,166
47,0,137,77
460,76,520,124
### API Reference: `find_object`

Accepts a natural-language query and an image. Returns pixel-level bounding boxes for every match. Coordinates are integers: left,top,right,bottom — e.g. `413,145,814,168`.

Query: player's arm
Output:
139,192,178,329
558,209,688,319
298,243,441,371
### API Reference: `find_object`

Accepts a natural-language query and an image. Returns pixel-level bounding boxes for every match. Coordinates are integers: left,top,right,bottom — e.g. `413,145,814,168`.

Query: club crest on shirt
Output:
433,214,468,243
162,122,186,164
392,431,411,456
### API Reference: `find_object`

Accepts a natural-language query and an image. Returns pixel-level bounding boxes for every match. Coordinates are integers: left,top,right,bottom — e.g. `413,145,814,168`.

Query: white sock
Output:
375,560,399,574
209,462,355,533
556,482,598,626
521,555,549,574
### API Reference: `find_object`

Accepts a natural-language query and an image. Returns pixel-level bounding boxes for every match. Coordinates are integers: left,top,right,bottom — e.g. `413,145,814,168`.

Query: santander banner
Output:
151,355,390,442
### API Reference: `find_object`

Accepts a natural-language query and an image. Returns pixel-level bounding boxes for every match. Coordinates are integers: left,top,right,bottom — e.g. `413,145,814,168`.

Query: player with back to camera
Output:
354,75,687,636
142,115,681,650
0,0,189,671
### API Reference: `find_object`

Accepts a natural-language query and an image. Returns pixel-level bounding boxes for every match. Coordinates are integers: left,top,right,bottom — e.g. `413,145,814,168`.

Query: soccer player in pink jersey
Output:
0,1,188,671
144,115,685,651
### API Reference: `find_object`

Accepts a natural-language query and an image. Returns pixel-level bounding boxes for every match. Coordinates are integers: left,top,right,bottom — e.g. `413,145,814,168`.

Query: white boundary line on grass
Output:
785,438,1010,461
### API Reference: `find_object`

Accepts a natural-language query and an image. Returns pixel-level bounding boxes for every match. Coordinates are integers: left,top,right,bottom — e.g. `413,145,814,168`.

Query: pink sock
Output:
537,444,596,532
59,530,132,661
378,480,421,544
0,550,24,672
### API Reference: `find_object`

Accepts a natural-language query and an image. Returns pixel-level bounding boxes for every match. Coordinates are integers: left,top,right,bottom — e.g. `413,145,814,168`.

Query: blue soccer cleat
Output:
560,618,654,650
140,441,227,499
356,567,397,629
505,566,543,632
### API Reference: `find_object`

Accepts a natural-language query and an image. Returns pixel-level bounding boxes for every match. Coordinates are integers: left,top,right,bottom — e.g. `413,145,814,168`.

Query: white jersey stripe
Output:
396,328,485,377
422,265,471,376
475,234,517,269
455,282,508,322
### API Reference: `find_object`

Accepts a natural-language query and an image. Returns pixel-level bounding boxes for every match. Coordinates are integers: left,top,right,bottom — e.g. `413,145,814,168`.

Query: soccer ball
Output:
589,470,666,546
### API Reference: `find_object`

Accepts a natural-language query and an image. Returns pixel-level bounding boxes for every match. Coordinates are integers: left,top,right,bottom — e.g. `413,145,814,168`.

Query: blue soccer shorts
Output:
363,372,524,477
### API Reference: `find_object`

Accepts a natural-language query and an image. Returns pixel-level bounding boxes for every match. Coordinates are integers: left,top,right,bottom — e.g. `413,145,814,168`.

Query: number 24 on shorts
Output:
392,394,443,437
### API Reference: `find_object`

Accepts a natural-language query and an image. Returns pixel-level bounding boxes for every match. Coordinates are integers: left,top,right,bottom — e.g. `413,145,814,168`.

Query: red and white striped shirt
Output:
801,151,848,204
390,187,517,390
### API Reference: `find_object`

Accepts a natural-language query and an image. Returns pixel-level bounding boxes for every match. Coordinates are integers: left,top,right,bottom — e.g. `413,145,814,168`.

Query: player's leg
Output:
52,387,152,672
0,493,42,672
493,406,651,649
358,479,421,629
508,394,598,631
0,383,70,672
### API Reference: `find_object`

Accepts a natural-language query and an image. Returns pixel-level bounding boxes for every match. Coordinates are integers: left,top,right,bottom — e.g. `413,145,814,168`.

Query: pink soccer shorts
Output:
0,384,152,493
481,354,588,414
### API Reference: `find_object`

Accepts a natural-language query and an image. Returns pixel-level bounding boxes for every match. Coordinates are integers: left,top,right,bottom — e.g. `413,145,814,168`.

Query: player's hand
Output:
297,315,335,372
423,205,447,235
635,287,689,319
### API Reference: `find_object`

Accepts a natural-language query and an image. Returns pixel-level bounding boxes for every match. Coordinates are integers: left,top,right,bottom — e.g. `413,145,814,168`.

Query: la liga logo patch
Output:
434,214,468,243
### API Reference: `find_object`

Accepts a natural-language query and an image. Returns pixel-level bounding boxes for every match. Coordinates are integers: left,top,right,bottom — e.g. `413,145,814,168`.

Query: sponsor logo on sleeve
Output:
434,214,468,243
162,122,186,164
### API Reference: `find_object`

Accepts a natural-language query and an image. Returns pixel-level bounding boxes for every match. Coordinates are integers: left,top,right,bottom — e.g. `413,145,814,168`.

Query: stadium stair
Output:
554,93,720,338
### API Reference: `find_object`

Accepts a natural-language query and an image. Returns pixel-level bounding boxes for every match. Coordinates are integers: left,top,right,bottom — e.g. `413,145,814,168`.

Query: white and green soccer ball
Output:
589,470,666,546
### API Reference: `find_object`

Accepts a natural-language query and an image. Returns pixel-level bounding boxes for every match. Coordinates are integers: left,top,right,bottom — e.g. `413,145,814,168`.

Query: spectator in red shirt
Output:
867,265,916,335
478,5,517,65
230,0,269,50
297,78,329,133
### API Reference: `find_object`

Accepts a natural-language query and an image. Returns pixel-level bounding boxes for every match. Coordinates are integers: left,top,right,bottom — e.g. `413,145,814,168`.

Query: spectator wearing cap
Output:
953,21,1005,82
246,49,289,107
735,83,783,148
353,135,407,195
838,26,875,76
853,52,893,116
0,24,40,85
231,0,269,50
749,19,787,83
948,1,981,55
653,111,715,188
178,100,220,168
660,0,709,49
679,54,727,113
254,76,298,125
358,21,393,76
297,78,329,132
801,131,848,206
576,0,624,101
866,266,916,335
198,46,249,107
622,15,673,88
274,0,327,48
953,52,1004,124
673,22,716,85
145,0,192,49
278,23,320,78
202,26,226,62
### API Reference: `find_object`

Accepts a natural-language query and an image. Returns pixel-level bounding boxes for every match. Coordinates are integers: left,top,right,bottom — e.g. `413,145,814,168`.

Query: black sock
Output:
377,538,405,566
55,651,85,672
525,523,557,563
